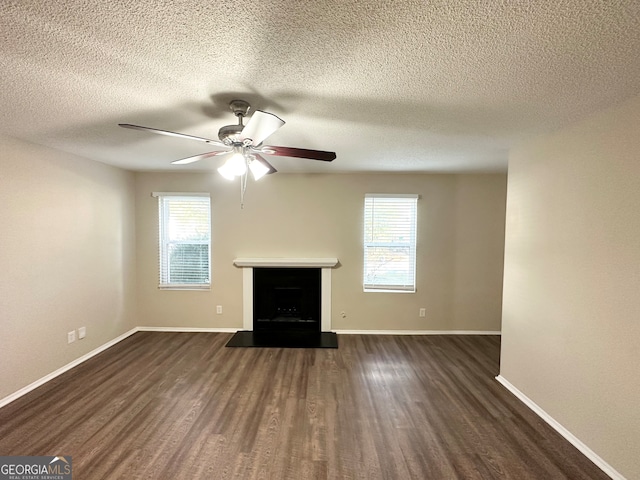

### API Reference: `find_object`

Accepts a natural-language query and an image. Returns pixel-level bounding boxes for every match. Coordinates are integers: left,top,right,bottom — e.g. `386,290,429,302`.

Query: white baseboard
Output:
137,326,239,333
495,375,626,480
0,327,139,409
334,329,501,335
134,327,501,336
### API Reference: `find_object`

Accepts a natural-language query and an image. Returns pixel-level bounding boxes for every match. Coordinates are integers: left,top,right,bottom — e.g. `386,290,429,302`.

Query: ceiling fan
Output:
119,100,336,181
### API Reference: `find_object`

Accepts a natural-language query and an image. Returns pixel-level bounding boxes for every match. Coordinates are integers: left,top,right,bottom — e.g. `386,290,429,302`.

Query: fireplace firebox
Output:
253,267,321,332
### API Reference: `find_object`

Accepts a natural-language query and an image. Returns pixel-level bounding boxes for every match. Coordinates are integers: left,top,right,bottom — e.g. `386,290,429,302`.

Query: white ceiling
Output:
1,0,640,174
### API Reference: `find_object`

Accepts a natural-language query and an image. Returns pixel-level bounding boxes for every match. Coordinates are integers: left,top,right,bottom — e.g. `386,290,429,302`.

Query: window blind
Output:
363,194,418,292
157,194,211,289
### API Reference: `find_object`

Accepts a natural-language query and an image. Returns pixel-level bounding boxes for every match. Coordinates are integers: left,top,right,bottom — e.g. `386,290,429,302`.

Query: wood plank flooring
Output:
0,332,609,479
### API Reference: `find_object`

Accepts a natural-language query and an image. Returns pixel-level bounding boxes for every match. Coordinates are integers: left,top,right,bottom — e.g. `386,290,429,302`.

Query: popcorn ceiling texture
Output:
1,0,639,172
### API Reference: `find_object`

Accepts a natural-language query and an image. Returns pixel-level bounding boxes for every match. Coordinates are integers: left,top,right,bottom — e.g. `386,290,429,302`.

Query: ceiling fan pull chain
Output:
239,168,248,209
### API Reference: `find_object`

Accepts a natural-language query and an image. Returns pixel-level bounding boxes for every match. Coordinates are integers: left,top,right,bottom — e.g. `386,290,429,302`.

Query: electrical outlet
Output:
419,308,426,317
78,326,86,339
67,330,76,344
216,305,223,315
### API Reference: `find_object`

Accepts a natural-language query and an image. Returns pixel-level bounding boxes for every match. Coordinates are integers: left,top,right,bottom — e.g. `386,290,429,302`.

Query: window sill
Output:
364,288,415,294
158,285,211,291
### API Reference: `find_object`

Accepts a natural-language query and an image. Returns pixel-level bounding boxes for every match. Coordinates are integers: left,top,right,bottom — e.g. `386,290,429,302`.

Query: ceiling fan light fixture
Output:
228,152,247,176
249,158,270,181
217,161,237,180
217,148,246,180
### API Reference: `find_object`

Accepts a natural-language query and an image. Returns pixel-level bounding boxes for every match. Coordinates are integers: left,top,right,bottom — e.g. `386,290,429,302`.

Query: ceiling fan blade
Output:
239,110,285,146
119,123,226,147
171,150,230,165
253,154,277,174
263,145,336,162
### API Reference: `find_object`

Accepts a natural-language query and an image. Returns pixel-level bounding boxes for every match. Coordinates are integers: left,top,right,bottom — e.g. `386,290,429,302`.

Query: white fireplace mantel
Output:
233,257,338,331
233,257,338,268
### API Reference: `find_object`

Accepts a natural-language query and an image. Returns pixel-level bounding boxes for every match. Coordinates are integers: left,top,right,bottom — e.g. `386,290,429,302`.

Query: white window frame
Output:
153,192,211,290
363,193,418,293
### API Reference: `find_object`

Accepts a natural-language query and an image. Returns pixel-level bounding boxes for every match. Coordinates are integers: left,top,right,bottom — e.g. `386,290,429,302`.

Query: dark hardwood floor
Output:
0,332,609,479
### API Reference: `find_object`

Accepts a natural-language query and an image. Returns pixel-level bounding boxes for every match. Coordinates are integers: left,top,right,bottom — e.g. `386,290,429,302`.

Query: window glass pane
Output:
166,201,210,242
167,244,209,284
158,195,211,288
363,195,417,292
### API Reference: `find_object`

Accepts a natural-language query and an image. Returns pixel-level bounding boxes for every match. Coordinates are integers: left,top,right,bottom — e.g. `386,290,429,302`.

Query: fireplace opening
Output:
253,267,321,332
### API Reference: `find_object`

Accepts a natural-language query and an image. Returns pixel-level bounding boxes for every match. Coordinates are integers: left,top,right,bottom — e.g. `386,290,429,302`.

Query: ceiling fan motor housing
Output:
218,124,244,144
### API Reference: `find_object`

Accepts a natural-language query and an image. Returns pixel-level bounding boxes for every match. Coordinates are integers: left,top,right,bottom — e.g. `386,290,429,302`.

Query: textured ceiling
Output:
1,0,640,173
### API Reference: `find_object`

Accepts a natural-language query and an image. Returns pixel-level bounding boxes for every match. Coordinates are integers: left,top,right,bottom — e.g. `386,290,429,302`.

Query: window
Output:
154,193,211,289
363,194,418,292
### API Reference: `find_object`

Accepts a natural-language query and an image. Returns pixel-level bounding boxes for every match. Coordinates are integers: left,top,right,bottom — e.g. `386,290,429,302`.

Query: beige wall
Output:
135,172,506,331
0,135,137,401
500,94,640,478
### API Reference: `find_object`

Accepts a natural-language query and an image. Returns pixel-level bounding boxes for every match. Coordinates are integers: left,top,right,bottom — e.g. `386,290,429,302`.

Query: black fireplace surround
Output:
253,267,321,332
